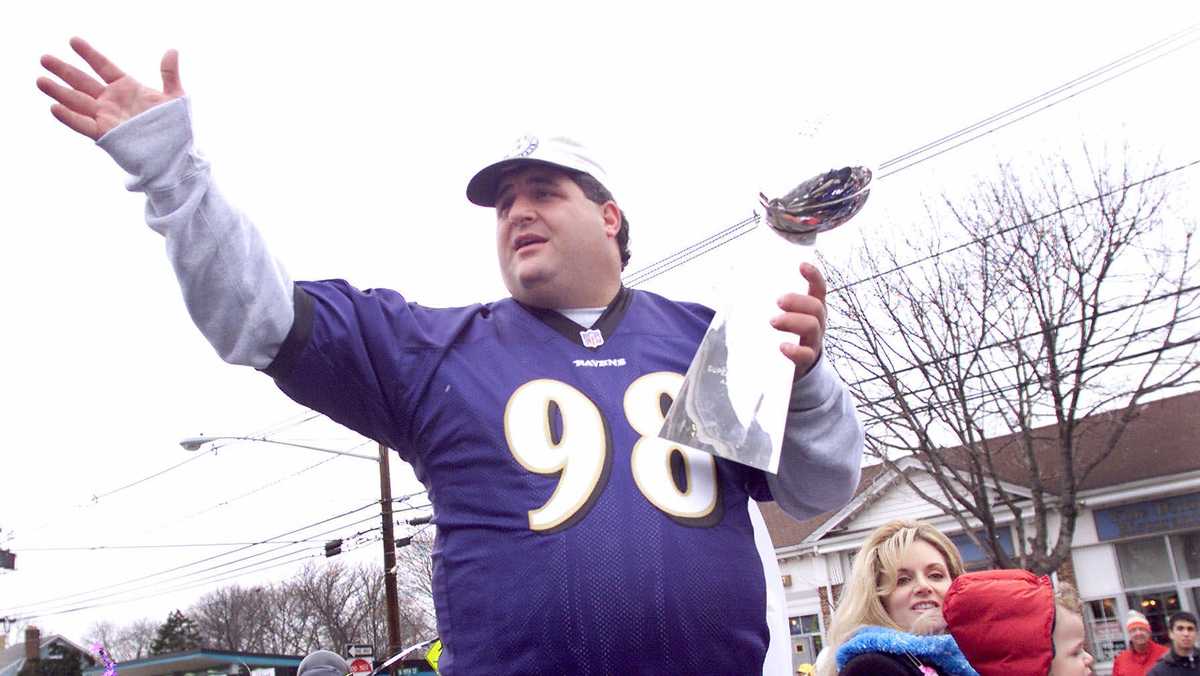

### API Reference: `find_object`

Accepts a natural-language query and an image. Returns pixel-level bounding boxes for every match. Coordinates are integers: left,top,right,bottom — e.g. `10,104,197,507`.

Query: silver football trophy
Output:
658,166,872,472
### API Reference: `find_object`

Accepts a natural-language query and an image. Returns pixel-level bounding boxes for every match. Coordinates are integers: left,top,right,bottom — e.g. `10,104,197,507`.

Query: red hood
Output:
943,569,1056,676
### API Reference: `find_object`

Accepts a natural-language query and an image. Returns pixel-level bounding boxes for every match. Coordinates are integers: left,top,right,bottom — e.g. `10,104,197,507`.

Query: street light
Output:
179,433,408,674
179,435,378,461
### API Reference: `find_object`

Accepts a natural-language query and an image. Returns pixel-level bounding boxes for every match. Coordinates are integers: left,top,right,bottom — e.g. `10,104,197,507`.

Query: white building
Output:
762,389,1200,675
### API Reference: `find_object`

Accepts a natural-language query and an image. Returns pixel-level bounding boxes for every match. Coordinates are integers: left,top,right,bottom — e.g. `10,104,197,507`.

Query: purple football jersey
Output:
266,281,776,674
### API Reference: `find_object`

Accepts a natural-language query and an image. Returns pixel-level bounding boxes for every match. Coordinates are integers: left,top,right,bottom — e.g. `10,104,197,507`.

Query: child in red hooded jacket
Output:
942,569,1095,676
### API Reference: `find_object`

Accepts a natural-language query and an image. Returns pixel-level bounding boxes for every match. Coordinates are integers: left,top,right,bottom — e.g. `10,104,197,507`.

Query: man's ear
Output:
602,201,621,237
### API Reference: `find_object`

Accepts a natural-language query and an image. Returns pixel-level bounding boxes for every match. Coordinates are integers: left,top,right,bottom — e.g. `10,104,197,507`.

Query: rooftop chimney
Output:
24,626,40,661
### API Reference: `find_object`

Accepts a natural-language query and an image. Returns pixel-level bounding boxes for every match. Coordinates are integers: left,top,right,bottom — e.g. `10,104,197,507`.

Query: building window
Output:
1171,531,1200,578
789,614,824,672
789,614,820,636
1083,597,1124,662
950,528,1016,571
1126,588,1181,644
1117,537,1174,588
1114,528,1200,646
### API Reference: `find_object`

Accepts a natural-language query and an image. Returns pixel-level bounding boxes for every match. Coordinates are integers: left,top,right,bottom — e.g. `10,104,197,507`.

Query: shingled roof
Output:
923,388,1200,492
762,388,1200,549
760,464,887,548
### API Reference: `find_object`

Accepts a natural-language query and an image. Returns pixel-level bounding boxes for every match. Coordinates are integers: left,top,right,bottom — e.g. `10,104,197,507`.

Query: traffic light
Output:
324,539,343,558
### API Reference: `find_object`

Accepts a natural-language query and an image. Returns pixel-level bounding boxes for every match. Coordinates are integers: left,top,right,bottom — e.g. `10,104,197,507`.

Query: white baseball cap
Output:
466,134,610,207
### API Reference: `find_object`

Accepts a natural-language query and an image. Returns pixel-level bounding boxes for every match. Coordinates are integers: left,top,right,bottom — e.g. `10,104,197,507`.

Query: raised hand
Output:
37,37,183,141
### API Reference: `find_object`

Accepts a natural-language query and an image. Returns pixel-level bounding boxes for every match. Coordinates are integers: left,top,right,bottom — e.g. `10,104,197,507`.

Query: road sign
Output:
345,645,375,658
348,658,372,674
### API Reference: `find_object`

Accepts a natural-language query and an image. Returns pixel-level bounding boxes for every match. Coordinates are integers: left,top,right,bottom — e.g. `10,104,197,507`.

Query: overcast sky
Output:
2,0,1198,650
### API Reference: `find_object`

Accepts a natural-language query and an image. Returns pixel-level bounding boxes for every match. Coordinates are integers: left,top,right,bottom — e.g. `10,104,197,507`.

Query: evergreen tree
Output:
150,610,203,655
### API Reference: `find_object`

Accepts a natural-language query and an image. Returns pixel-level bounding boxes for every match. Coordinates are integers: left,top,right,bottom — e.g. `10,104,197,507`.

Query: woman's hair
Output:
817,520,965,676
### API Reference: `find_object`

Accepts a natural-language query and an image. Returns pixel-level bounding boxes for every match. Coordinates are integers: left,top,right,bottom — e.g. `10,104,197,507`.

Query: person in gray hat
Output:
296,651,349,676
38,38,864,676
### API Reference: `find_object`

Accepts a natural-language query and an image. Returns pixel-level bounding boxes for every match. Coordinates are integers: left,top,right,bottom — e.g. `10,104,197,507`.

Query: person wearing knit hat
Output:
1113,610,1168,676
942,569,1095,676
296,650,349,676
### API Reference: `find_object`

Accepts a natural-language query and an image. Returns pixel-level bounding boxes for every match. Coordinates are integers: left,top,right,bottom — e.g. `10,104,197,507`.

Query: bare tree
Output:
258,583,319,656
84,618,157,661
83,621,120,658
287,560,433,656
350,563,431,658
74,561,436,662
393,530,435,632
191,586,271,652
119,619,159,660
293,562,363,651
827,148,1199,575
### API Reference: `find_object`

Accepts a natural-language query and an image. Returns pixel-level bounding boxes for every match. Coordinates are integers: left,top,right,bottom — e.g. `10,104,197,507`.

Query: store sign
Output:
1091,620,1123,642
1095,492,1200,541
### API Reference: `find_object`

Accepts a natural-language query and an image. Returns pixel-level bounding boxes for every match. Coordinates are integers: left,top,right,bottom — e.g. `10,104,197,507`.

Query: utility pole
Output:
0,528,15,571
178,434,410,673
378,443,400,676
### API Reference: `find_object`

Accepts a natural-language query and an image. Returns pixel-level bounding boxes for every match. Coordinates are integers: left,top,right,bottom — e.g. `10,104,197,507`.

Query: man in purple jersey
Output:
38,39,864,675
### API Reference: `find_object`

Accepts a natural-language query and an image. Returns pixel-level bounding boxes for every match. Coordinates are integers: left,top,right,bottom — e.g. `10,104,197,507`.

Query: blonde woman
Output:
819,520,978,676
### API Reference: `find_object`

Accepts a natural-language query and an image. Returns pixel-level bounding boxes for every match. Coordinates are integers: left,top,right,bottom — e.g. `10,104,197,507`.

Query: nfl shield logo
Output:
580,329,604,348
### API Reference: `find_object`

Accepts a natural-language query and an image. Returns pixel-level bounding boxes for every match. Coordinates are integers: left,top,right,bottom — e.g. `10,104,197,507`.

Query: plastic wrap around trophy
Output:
658,166,873,473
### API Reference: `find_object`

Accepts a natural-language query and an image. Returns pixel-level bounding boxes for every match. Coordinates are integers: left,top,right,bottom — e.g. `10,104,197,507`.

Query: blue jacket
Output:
837,626,980,676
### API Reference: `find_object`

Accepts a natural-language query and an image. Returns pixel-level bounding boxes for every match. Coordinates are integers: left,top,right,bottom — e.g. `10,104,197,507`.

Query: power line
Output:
624,215,759,288
94,411,336,507
7,412,337,547
9,551,323,623
86,448,216,504
247,409,325,439
855,335,1200,424
0,499,380,613
628,157,1198,290
11,540,348,551
854,320,1200,412
137,441,376,537
839,284,1200,388
830,158,1200,295
3,500,433,621
622,23,1200,289
877,22,1200,172
877,34,1200,179
5,513,380,620
622,213,758,288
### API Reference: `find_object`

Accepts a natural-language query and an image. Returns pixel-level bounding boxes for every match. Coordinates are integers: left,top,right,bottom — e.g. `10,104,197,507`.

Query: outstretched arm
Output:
766,264,864,518
37,39,293,369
